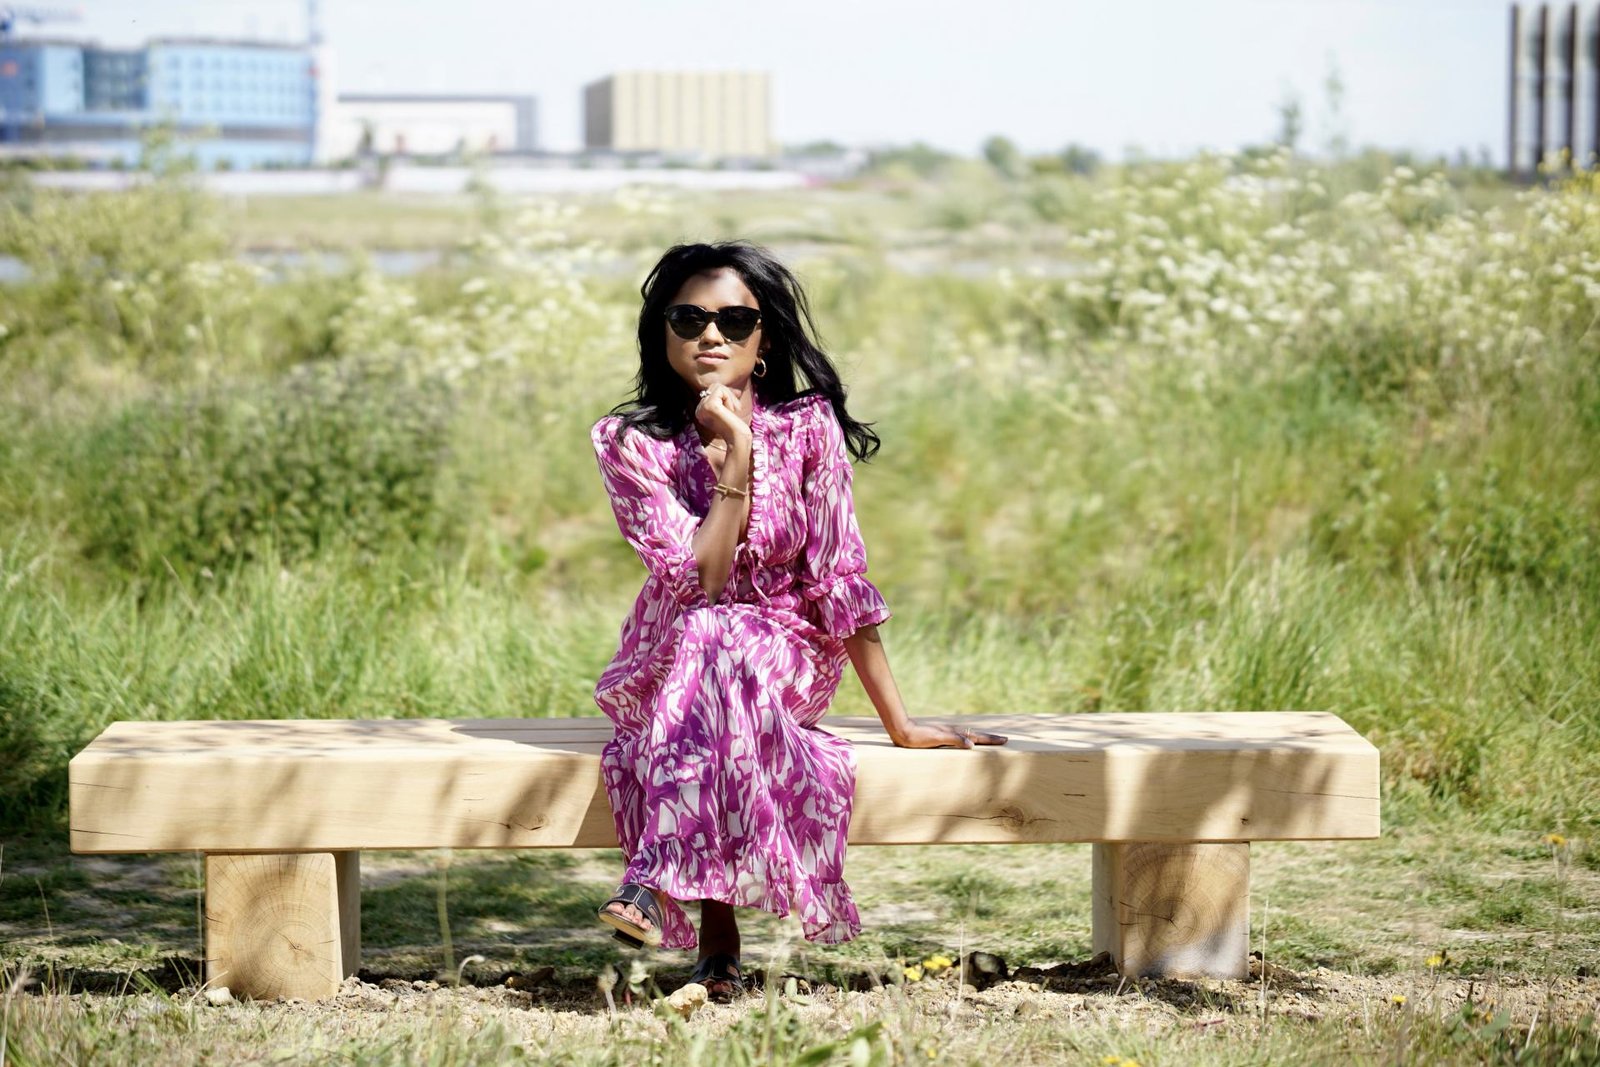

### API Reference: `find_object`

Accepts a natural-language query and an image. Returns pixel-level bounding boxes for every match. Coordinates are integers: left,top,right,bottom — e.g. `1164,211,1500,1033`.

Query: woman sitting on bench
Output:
590,241,1006,999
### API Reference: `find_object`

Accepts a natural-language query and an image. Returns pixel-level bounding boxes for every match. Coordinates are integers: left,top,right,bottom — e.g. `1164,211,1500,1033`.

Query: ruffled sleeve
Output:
798,396,891,638
591,416,710,611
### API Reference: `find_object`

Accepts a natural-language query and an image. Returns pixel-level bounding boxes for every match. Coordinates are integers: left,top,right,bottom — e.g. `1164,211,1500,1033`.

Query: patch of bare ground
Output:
5,954,1597,1066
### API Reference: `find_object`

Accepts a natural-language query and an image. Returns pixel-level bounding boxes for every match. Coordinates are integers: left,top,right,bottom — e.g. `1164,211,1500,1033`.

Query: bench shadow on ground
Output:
5,949,1321,1023
5,828,1322,1018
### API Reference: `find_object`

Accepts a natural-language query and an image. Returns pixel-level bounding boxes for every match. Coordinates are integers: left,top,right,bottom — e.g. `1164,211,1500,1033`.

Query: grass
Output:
2,831,1596,1064
1,148,1598,1061
15,826,1595,977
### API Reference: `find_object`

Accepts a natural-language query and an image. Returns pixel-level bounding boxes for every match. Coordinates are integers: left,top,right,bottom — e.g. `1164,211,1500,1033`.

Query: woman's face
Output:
663,267,765,395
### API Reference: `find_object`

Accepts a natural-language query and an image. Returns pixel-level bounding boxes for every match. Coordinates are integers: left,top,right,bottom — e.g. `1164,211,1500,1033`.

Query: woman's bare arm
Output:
685,383,756,602
844,624,1007,749
690,427,750,602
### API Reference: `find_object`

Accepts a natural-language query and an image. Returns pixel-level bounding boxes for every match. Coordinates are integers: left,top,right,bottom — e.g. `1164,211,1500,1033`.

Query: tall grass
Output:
0,153,1596,850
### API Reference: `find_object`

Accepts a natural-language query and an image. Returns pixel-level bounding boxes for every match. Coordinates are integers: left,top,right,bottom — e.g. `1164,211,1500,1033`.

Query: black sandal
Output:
688,952,747,1002
597,883,665,948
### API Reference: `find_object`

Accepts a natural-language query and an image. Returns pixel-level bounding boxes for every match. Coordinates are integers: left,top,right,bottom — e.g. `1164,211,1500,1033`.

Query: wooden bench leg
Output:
205,851,360,1000
1091,842,1249,979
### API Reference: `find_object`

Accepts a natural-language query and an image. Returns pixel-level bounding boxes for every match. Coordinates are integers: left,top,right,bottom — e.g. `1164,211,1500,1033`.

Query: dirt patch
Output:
6,946,1598,1065
11,951,1596,1027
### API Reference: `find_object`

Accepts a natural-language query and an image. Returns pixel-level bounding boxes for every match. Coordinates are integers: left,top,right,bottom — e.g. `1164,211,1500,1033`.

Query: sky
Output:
49,0,1519,162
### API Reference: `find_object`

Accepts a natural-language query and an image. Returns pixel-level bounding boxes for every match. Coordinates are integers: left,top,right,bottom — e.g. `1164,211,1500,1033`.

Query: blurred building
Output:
583,70,771,159
0,35,320,168
1507,2,1600,176
327,93,537,159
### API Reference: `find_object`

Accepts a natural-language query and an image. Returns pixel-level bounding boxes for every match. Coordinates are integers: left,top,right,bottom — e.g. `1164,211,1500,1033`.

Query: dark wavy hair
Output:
607,241,880,462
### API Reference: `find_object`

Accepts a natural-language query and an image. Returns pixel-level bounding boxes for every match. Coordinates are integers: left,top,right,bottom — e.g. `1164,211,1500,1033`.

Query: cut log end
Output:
205,852,359,1001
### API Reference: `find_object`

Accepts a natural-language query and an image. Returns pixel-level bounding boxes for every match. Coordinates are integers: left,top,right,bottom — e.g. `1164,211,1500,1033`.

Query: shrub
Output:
0,162,230,373
75,357,455,582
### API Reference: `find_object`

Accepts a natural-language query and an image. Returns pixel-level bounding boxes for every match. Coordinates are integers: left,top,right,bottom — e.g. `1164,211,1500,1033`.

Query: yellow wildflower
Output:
922,955,954,975
903,964,924,982
1542,833,1567,848
1391,994,1407,1006
1426,954,1445,969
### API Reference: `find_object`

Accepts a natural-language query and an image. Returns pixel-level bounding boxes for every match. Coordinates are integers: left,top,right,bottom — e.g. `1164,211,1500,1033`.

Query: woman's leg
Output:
693,900,746,1000
697,899,741,961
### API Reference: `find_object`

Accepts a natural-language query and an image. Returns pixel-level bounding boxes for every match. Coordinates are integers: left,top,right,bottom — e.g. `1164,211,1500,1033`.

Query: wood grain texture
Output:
1092,842,1251,979
204,852,359,1000
70,712,1380,853
334,851,360,978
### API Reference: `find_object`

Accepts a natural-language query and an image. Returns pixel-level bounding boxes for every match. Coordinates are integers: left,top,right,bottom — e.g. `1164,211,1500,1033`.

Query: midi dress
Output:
590,391,891,950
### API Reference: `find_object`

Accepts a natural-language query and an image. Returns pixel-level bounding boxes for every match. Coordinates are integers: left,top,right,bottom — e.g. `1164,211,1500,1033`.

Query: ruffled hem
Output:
623,838,861,951
802,573,892,639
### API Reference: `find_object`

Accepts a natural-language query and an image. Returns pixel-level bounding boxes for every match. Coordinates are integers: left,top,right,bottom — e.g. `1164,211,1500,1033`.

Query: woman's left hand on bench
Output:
889,720,1009,749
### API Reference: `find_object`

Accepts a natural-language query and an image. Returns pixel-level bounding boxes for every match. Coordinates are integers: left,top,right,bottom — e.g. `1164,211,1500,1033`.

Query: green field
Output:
1,148,1597,1064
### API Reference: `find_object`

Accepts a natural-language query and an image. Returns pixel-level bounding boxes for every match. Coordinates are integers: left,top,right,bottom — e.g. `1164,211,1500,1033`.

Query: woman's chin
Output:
681,367,751,394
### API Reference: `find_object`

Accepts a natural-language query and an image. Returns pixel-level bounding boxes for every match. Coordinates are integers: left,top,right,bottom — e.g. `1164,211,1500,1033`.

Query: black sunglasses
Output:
664,304,762,343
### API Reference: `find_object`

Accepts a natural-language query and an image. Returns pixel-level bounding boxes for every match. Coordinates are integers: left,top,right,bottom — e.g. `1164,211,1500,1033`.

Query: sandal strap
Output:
605,882,663,927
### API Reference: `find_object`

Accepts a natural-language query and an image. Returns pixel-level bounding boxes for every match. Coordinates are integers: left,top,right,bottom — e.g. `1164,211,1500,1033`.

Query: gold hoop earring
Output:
753,357,768,378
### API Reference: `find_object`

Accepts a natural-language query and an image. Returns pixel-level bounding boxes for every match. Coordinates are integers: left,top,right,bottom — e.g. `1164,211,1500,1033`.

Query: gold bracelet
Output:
714,482,748,500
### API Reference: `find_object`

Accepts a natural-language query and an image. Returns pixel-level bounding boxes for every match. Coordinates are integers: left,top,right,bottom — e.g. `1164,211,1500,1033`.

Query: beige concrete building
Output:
583,71,771,158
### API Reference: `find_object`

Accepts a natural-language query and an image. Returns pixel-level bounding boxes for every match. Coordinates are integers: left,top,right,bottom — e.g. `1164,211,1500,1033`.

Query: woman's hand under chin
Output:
695,383,752,446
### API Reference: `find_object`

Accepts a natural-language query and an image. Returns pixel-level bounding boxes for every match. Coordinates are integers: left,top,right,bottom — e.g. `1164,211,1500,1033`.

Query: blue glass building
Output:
0,36,316,168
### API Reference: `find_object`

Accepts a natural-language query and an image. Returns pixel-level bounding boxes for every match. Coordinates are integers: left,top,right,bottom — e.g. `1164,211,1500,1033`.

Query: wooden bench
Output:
68,712,1379,1001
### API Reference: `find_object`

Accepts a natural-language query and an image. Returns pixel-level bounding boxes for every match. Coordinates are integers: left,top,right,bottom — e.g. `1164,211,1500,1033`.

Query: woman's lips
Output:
695,353,730,365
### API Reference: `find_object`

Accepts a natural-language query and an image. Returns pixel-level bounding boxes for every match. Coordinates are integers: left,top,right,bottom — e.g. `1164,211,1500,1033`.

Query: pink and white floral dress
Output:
590,391,891,949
